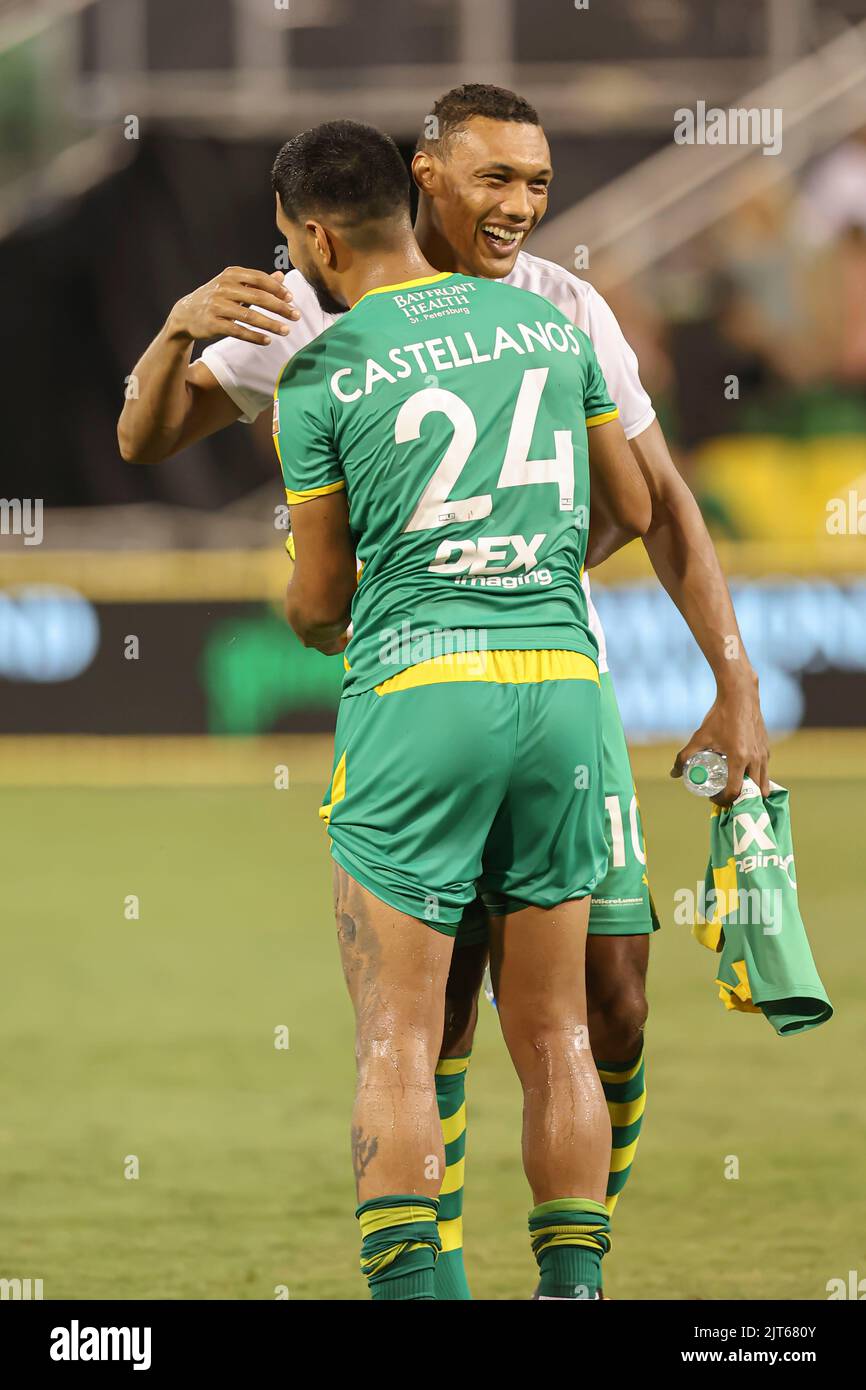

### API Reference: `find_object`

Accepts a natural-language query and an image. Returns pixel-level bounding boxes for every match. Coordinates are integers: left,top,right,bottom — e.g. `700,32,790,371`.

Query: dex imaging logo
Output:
732,811,775,855
50,1321,152,1371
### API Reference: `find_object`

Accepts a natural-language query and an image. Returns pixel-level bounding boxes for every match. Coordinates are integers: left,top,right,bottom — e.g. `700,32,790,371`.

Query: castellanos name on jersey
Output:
326,277,586,403
274,272,618,695
201,249,658,676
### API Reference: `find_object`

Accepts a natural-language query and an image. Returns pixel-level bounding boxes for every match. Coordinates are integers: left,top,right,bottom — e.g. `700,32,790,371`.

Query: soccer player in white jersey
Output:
118,84,770,1300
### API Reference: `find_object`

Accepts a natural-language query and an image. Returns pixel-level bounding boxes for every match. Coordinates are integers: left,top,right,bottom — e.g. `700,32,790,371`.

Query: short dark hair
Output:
272,120,411,231
418,83,540,155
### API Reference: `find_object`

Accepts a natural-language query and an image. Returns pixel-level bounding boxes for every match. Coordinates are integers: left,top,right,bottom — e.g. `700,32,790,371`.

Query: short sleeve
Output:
198,269,336,423
273,349,344,505
200,332,285,423
584,286,655,439
579,332,620,428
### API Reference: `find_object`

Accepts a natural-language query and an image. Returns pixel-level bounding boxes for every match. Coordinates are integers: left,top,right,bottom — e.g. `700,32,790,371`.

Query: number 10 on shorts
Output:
604,793,647,869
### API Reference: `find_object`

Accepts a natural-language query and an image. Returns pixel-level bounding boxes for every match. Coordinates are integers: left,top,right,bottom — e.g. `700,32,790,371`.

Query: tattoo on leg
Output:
351,1125,379,1186
334,867,383,1018
338,910,357,945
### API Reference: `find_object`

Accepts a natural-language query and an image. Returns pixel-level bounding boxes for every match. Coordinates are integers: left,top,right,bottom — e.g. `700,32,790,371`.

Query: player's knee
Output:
589,986,648,1059
353,983,443,1074
505,1017,593,1085
355,1020,439,1083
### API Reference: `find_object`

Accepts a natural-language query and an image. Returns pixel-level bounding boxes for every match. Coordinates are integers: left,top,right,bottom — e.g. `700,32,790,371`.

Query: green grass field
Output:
2,734,864,1300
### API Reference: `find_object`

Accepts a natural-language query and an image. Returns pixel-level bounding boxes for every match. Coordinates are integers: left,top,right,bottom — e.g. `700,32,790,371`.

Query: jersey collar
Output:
352,271,452,308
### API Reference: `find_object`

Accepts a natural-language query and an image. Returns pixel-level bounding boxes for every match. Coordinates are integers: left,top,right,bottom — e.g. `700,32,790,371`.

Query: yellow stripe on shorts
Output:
374,649,599,695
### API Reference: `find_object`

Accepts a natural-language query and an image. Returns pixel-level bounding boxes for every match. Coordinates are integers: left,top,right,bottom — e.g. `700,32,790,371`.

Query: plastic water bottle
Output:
682,749,728,797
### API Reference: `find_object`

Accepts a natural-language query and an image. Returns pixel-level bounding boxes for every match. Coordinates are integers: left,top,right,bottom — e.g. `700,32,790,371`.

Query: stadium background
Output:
1,0,865,1299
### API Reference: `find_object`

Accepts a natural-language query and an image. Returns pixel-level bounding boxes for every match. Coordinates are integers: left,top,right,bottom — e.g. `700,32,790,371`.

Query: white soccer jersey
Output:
198,250,656,674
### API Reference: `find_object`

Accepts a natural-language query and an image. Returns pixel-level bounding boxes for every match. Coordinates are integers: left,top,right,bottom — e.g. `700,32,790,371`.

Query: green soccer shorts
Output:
587,669,659,936
319,651,609,933
464,669,658,944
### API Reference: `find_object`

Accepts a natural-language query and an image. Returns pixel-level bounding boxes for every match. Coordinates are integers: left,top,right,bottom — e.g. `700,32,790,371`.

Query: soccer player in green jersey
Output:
271,119,652,1300
120,83,771,1298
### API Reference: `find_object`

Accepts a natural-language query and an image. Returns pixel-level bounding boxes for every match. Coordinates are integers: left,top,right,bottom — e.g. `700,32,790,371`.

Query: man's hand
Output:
671,672,770,805
166,267,300,346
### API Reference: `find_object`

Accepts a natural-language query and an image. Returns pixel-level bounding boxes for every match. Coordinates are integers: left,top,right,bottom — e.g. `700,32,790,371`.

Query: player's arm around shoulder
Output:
117,266,299,463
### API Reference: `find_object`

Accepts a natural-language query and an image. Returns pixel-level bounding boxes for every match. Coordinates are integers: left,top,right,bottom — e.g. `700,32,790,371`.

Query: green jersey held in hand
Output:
273,271,618,694
692,778,833,1035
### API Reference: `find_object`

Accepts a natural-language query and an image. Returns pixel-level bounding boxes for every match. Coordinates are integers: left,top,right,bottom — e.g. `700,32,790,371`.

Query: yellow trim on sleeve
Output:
374,648,599,695
585,408,620,428
284,480,346,506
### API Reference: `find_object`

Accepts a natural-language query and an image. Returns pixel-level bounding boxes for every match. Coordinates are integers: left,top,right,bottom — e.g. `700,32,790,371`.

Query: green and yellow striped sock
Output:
356,1195,441,1300
597,1045,646,1215
529,1198,611,1298
433,1053,472,1301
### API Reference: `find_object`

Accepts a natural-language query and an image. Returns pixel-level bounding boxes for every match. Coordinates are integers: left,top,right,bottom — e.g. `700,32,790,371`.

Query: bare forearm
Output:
642,484,755,690
117,265,296,464
117,323,195,463
604,419,769,799
626,422,754,689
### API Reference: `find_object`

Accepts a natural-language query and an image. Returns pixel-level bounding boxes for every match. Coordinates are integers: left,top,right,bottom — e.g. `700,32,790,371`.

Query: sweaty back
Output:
274,271,618,693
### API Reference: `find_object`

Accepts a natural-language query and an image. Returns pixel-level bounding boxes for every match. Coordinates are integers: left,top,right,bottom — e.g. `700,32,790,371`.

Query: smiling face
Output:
413,116,552,278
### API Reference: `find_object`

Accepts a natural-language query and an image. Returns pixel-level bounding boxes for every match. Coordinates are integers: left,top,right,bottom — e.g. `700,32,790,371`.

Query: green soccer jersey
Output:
274,270,618,694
